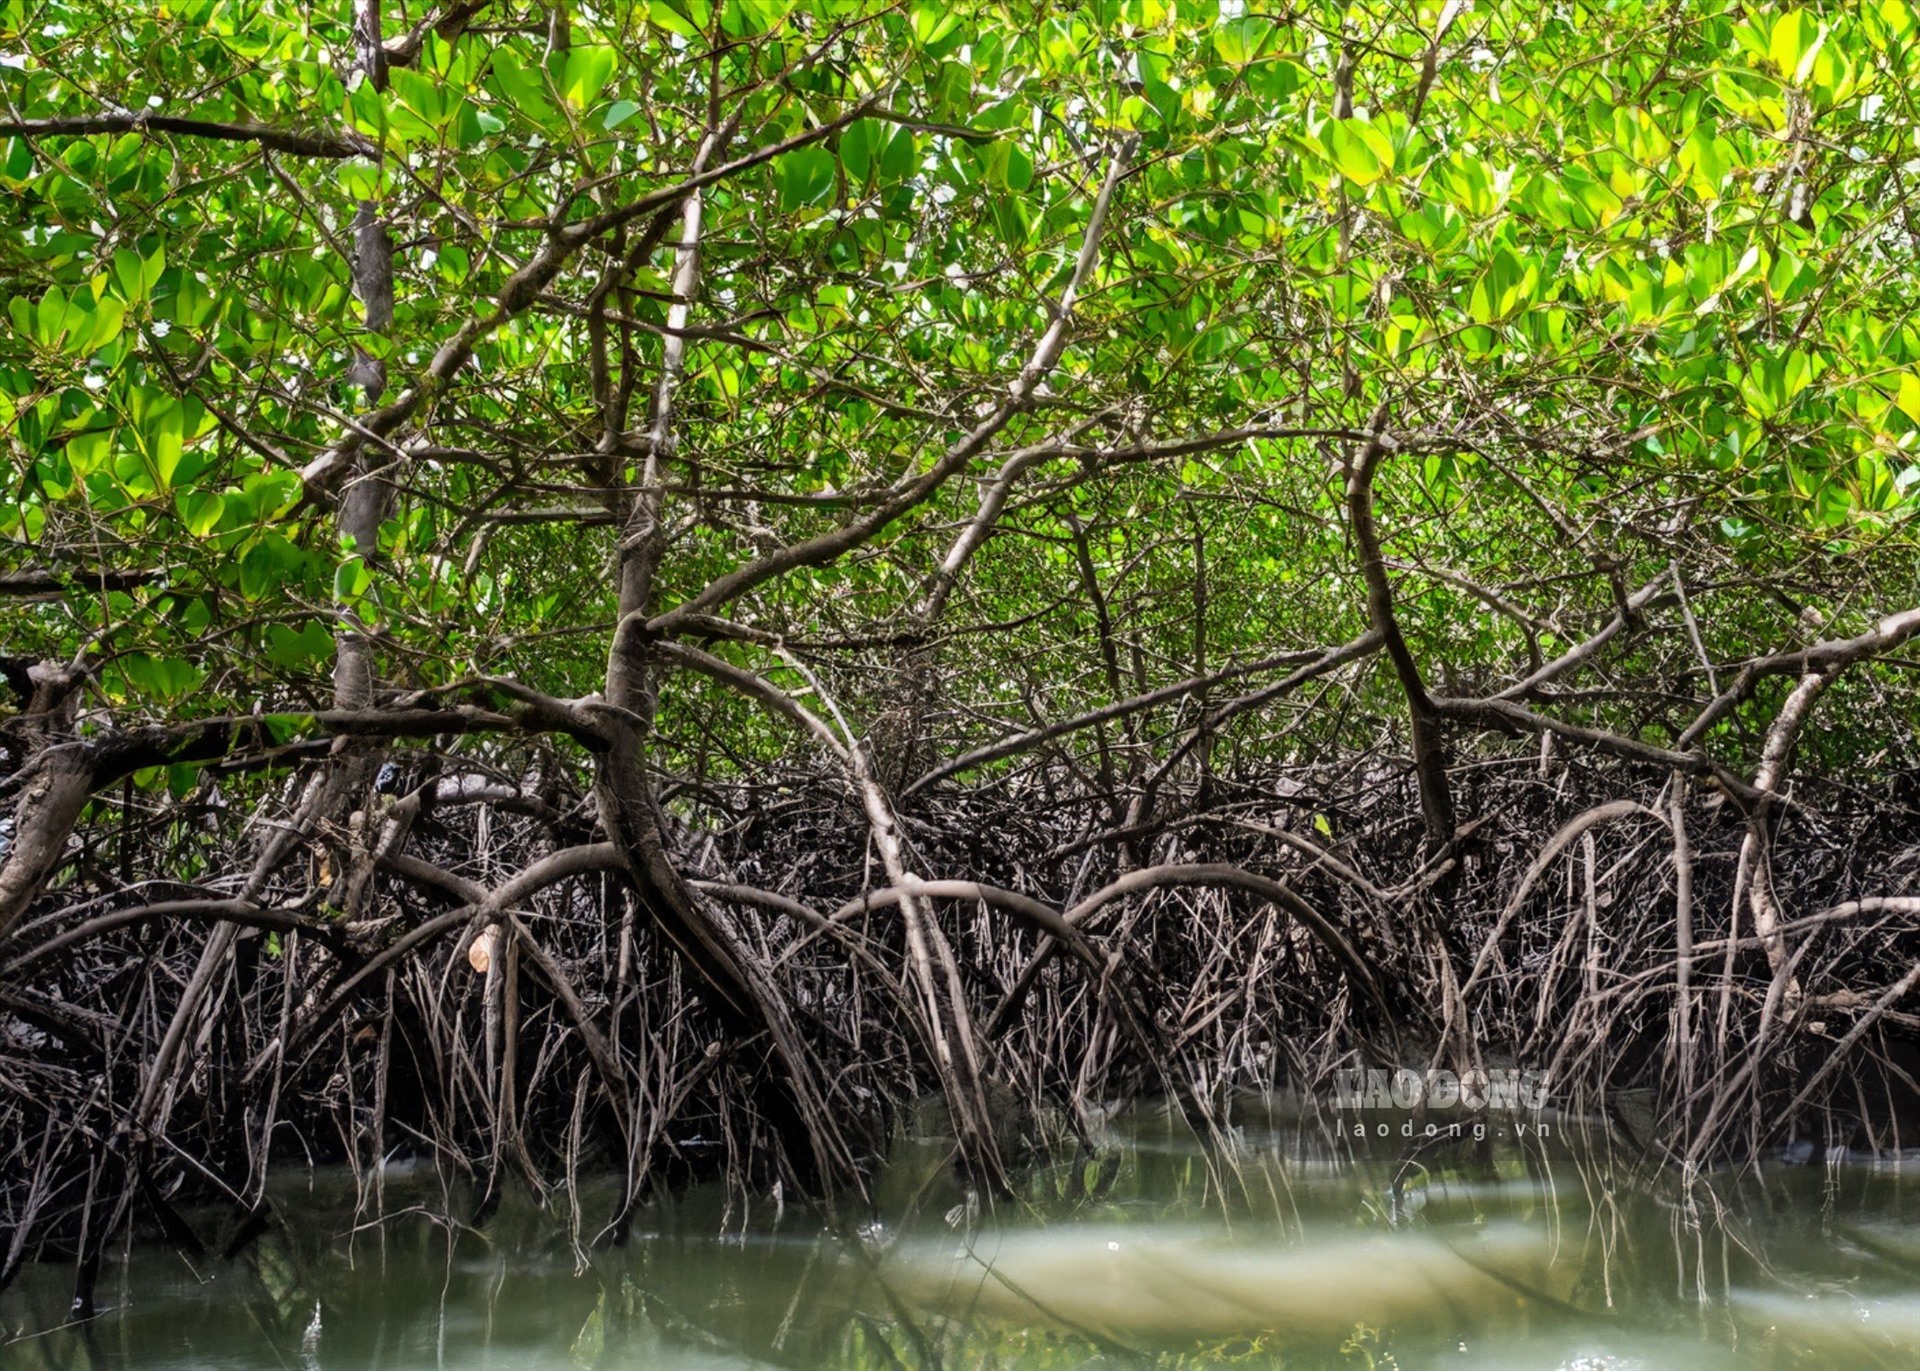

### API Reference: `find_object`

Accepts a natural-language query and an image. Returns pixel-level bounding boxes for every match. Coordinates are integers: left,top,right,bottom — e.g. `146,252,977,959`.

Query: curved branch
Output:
1456,800,1665,1005
0,749,91,944
502,910,630,1119
827,877,1109,976
641,137,1134,638
1228,820,1393,906
4,899,346,975
1493,572,1669,701
1771,952,1920,1128
301,96,885,498
916,417,1102,623
1432,694,1764,806
695,880,904,989
986,862,1393,1034
654,642,849,760
1132,629,1383,821
3,695,606,806
1680,605,1920,748
821,875,1171,1078
904,641,1361,795
383,0,489,66
265,843,626,1079
0,567,164,597
1346,413,1455,854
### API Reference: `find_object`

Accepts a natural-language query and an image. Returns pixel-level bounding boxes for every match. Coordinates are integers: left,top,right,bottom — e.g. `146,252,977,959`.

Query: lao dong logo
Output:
1331,1067,1552,1141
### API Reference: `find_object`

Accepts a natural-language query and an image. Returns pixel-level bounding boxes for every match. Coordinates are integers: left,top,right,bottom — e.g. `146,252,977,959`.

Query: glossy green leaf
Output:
1326,118,1390,185
561,46,618,109
776,145,837,212
175,488,226,537
1894,373,1920,426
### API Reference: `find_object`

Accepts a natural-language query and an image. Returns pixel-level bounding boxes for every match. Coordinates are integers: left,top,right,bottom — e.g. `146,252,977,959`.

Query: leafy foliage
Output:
4,0,1918,773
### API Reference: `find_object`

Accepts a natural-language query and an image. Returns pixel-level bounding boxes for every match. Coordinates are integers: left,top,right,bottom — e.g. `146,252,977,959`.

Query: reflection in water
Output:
889,1223,1564,1344
4,1105,1919,1369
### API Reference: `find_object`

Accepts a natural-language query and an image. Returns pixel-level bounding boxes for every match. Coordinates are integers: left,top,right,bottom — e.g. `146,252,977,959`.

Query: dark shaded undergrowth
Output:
7,738,1920,1312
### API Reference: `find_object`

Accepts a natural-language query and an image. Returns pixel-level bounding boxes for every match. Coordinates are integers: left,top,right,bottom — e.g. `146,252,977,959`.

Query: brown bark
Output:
0,748,92,944
1345,417,1456,858
591,157,857,1189
0,567,162,597
0,114,373,157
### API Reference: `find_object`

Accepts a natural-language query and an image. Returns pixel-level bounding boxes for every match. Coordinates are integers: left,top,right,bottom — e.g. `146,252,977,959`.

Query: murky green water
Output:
7,1105,1920,1369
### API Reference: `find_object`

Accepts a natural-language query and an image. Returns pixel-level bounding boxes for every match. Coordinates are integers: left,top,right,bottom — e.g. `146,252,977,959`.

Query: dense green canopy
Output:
7,0,1920,743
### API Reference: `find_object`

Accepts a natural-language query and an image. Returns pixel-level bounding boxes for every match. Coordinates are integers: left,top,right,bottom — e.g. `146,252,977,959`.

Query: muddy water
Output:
6,1105,1920,1369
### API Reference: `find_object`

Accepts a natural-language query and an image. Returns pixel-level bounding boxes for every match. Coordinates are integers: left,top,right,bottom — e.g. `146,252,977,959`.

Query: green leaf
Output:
489,47,557,124
2,136,31,183
114,248,149,303
120,653,203,703
651,0,704,39
840,120,877,184
562,46,619,109
1003,141,1034,192
339,160,382,201
1326,118,1391,185
1678,124,1732,201
1213,17,1271,65
147,406,186,488
603,99,642,131
879,126,918,181
1893,373,1920,426
910,3,962,51
334,555,372,604
1813,477,1852,527
264,620,333,669
257,713,316,746
35,286,69,347
390,66,447,124
240,535,304,599
85,296,124,351
166,763,201,800
238,468,304,522
1770,12,1826,82
67,429,111,477
175,488,226,537
58,297,97,354
776,145,837,212
1137,50,1180,128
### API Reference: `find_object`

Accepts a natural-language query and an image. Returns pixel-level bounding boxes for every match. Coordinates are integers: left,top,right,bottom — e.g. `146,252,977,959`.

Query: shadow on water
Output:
6,1098,1920,1369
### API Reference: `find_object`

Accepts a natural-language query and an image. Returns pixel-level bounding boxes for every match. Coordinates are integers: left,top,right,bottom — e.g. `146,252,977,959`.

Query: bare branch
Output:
0,114,373,158
643,137,1136,638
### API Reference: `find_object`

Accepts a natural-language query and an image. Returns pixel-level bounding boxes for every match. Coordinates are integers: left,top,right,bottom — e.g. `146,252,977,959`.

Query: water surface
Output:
6,1105,1919,1369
